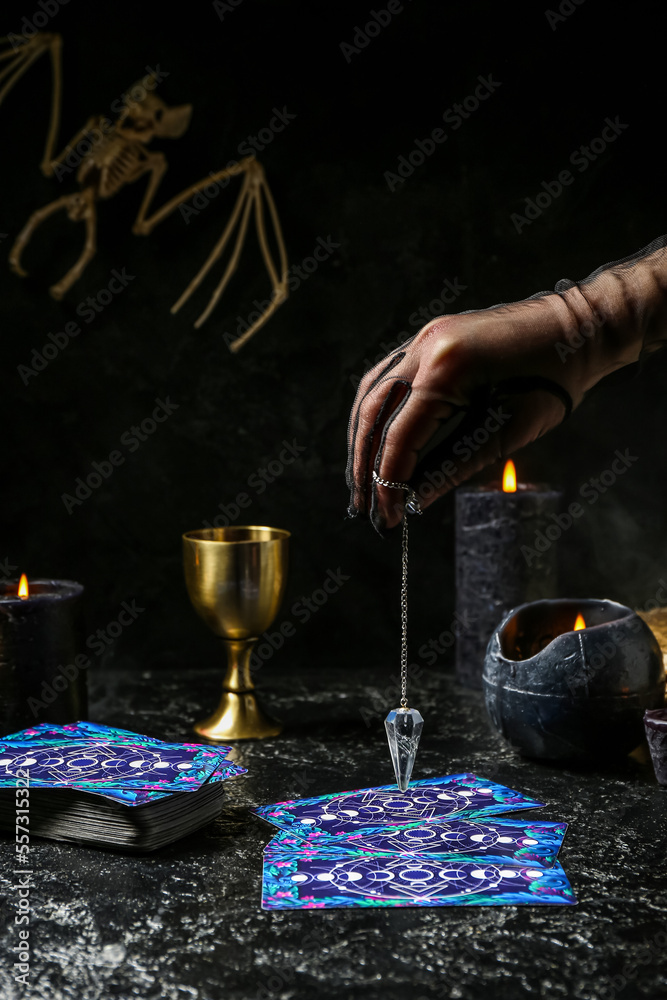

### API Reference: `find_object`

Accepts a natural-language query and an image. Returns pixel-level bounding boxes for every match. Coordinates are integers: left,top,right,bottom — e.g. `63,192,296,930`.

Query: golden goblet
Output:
182,526,290,741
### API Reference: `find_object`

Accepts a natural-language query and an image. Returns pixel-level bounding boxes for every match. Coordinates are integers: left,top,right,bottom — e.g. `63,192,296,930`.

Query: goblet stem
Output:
222,637,256,692
192,636,283,742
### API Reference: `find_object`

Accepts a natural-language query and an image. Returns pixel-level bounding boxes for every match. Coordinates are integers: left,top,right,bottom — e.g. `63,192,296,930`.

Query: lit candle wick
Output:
18,574,29,600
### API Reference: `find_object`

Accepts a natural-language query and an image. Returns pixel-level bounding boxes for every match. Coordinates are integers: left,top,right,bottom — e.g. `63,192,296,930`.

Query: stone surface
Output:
1,663,666,1000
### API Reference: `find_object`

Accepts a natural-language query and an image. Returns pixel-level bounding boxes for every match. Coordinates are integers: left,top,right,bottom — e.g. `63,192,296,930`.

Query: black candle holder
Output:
0,579,86,734
483,598,665,761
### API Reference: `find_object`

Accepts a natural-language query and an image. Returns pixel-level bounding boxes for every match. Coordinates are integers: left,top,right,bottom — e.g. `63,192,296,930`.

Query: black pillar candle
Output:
0,579,86,734
455,475,561,689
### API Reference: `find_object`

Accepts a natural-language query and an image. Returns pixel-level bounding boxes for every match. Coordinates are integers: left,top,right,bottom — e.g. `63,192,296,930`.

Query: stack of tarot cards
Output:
254,773,576,909
0,721,246,852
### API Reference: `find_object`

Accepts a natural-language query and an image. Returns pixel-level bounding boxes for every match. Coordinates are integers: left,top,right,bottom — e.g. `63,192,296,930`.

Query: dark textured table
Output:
1,663,666,1000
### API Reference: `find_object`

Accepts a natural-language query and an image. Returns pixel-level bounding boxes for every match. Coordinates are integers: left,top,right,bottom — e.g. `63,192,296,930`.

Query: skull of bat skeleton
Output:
117,87,192,141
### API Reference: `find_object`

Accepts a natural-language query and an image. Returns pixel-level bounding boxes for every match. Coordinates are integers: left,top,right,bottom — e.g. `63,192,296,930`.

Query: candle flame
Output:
18,574,29,600
502,460,517,493
574,613,586,631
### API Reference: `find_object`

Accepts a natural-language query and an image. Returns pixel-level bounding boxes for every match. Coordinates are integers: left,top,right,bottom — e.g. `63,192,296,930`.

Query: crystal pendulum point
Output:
385,707,424,792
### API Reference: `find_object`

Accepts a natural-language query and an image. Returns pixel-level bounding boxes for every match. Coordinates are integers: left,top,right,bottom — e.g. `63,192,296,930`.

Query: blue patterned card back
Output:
253,774,545,835
0,738,222,790
4,722,167,744
262,855,576,909
263,817,567,869
5,722,234,759
0,724,247,806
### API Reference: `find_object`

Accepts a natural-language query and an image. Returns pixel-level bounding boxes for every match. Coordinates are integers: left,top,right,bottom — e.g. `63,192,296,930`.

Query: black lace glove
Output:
347,235,667,532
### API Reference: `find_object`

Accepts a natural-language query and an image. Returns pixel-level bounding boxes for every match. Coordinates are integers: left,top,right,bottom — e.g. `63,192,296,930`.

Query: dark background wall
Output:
2,0,666,684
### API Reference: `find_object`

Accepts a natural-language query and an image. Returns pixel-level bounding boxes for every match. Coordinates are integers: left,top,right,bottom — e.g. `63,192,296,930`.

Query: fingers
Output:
346,303,577,531
346,350,412,518
353,378,412,527
371,387,457,529
346,350,406,453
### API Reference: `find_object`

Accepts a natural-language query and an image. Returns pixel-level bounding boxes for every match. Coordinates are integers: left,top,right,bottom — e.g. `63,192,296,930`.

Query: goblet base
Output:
193,691,282,741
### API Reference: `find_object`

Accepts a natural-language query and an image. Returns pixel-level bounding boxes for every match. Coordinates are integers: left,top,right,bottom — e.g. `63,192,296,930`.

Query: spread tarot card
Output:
253,773,545,837
263,817,568,869
262,856,576,909
256,774,576,909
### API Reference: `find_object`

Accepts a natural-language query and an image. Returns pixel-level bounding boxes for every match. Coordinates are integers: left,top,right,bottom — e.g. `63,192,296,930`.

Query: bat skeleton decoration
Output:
0,32,288,352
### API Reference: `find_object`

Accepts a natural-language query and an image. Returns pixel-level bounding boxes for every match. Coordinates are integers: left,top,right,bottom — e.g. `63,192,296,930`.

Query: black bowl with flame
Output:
482,598,665,761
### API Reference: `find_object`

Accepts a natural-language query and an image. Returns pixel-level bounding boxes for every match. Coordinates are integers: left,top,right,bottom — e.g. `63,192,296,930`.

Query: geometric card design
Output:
257,774,576,909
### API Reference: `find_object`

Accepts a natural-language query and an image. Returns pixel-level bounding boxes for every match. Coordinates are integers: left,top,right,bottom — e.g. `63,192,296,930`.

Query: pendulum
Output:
373,472,424,791
372,470,424,792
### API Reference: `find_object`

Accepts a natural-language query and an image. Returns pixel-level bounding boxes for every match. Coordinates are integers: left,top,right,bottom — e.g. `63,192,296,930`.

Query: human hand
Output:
346,300,581,531
347,233,667,533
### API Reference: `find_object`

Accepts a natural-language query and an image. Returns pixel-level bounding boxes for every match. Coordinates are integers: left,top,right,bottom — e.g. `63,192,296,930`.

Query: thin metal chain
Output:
372,471,422,707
